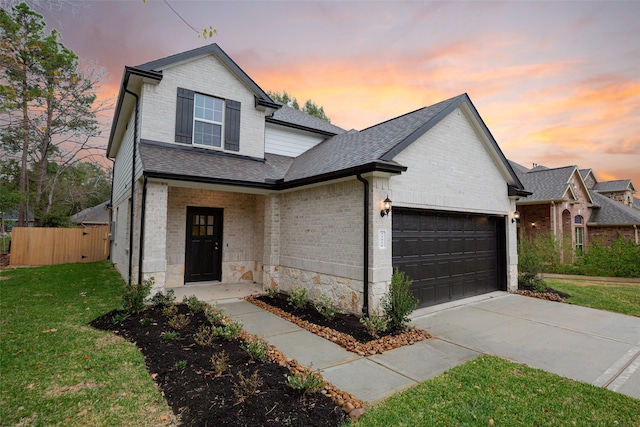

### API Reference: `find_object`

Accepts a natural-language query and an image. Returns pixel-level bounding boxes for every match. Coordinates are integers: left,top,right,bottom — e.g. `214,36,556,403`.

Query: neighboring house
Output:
71,201,110,226
510,162,640,251
634,197,640,211
107,43,527,313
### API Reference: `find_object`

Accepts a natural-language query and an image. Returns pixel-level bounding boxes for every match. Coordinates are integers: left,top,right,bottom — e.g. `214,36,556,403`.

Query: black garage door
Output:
392,208,506,308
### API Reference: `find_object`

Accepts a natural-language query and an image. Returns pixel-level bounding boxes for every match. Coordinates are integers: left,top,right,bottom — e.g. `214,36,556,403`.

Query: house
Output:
510,162,640,251
106,44,527,313
70,201,110,226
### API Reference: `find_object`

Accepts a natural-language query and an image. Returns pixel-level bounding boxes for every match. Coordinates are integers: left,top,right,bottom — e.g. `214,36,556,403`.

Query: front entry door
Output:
185,207,223,283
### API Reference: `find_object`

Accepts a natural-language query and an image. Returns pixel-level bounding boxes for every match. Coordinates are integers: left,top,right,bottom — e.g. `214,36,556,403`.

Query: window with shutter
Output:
174,88,241,152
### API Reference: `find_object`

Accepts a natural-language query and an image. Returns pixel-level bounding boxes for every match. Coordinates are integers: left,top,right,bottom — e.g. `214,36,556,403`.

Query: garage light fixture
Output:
380,196,392,217
511,211,521,224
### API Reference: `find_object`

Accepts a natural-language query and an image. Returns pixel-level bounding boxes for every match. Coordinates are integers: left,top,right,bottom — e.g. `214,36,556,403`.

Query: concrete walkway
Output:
207,293,640,402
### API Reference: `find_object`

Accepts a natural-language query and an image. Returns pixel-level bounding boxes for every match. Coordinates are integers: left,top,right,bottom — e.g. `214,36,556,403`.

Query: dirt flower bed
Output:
91,303,360,426
248,294,431,356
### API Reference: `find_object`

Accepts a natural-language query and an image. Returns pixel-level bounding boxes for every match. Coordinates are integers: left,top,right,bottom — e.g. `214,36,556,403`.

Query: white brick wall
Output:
391,107,512,214
139,54,267,158
279,179,363,280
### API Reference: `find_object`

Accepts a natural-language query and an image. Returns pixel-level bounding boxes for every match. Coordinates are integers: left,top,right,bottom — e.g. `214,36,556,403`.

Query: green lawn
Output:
545,278,640,317
350,356,640,427
0,262,176,426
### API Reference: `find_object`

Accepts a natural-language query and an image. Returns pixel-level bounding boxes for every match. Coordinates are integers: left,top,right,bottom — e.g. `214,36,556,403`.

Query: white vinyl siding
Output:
265,124,325,157
112,112,142,203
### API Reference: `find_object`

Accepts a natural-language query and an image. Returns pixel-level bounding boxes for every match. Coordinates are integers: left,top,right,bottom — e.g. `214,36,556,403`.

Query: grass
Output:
350,355,640,427
0,262,176,426
545,278,640,317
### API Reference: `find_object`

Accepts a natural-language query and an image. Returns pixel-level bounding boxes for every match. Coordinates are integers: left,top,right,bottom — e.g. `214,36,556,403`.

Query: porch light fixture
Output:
512,211,521,224
380,196,392,217
531,222,536,229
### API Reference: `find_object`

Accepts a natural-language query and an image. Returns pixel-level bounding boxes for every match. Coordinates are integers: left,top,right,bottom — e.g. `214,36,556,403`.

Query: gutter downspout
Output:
356,173,369,318
108,158,115,260
138,175,148,285
125,89,139,285
551,201,556,236
634,225,638,245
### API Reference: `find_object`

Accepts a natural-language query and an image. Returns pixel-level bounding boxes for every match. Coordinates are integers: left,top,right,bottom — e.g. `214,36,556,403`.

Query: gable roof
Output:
268,103,346,136
283,94,526,194
510,162,591,204
593,179,636,193
135,43,277,108
71,201,110,225
137,94,526,193
107,44,279,158
588,190,640,226
634,197,640,211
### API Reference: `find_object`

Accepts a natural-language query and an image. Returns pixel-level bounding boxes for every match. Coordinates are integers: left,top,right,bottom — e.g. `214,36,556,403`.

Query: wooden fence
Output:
9,225,110,266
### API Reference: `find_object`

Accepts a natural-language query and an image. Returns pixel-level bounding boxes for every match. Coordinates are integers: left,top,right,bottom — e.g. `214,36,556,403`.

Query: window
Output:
575,227,584,252
175,88,240,151
193,94,224,147
574,215,583,224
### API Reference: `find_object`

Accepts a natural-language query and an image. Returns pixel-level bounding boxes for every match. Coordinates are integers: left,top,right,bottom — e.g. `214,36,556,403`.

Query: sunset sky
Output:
28,0,640,188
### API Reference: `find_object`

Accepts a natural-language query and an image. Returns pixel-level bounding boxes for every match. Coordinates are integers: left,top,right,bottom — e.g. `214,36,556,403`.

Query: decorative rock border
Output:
516,289,565,302
239,329,366,419
246,295,432,356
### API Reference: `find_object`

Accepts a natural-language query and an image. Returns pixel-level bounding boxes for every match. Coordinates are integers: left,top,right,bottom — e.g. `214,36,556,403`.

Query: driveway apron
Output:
412,293,640,399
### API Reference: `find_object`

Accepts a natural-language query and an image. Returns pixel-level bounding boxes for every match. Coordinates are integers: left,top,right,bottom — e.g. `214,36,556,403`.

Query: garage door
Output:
392,208,506,308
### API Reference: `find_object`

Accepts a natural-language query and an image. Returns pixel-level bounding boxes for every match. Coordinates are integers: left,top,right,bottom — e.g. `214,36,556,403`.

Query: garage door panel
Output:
393,208,505,308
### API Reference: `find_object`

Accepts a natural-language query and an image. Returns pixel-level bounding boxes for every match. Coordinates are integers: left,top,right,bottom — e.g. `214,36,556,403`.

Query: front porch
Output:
167,281,264,303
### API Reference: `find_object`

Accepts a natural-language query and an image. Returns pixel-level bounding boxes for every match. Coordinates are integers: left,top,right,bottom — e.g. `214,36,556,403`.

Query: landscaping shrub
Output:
288,287,309,309
382,268,419,331
313,295,342,319
573,237,640,278
150,289,176,308
241,337,270,362
121,277,154,314
359,313,389,338
183,294,208,313
517,235,547,291
287,369,324,396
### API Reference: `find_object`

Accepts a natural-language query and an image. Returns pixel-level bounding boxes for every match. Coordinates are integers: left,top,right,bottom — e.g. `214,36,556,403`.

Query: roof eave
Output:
106,66,163,158
265,117,339,137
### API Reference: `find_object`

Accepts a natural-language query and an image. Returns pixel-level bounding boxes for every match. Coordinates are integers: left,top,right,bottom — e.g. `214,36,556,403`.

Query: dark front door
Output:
185,207,223,283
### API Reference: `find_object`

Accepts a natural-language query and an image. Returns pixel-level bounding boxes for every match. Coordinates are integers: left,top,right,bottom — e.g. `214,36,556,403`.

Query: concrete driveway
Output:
411,293,640,399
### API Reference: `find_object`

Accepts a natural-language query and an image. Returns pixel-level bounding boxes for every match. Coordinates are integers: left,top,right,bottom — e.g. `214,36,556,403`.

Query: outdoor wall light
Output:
380,196,392,217
512,211,521,224
531,222,536,229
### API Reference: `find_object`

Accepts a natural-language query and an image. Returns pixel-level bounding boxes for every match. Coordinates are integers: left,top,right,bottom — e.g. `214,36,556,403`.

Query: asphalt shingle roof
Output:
71,201,110,225
270,104,346,135
588,191,640,225
593,179,634,193
509,163,577,202
139,140,293,185
284,95,462,182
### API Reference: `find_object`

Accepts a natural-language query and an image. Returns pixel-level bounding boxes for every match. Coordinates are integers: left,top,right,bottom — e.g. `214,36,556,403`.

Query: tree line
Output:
1,2,110,228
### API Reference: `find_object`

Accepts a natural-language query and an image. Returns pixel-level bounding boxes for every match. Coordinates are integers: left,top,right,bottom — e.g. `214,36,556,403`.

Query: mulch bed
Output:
90,304,354,426
248,294,431,356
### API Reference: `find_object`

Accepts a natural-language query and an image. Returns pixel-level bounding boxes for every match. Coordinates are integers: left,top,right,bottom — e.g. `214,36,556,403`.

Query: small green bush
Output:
233,370,263,403
288,287,308,309
213,320,243,341
359,313,389,338
211,351,229,376
183,295,208,313
167,313,190,330
194,325,216,347
139,317,153,327
173,360,187,372
150,289,175,308
242,337,269,363
382,269,419,331
286,369,324,395
313,295,342,320
204,304,226,326
266,286,279,299
162,304,178,317
121,277,154,314
162,330,179,341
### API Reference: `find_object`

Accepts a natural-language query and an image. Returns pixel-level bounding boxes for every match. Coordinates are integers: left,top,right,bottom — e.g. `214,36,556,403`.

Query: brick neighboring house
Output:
510,162,640,252
107,43,528,313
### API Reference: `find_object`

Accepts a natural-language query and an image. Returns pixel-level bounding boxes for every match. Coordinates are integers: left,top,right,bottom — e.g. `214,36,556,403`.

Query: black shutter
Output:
224,99,241,152
175,88,194,144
